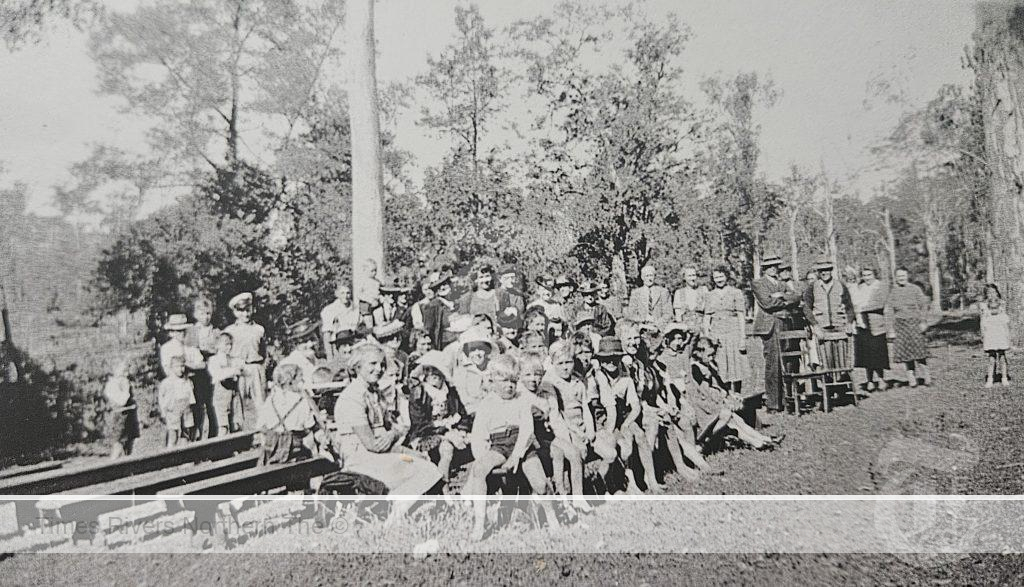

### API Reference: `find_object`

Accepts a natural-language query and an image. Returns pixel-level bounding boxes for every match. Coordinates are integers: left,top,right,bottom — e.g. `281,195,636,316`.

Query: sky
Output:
0,0,977,219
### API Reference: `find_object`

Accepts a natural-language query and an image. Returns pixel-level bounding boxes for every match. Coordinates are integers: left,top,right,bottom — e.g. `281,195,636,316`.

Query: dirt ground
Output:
3,343,1024,584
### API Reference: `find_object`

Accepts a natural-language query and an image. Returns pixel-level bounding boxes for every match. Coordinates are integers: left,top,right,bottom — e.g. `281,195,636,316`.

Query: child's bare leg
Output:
464,451,507,541
987,354,996,387
1002,352,1011,386
549,442,568,495
521,456,560,529
436,440,455,482
109,442,124,460
678,435,710,471
725,414,768,448
905,361,917,387
632,425,661,492
663,426,698,482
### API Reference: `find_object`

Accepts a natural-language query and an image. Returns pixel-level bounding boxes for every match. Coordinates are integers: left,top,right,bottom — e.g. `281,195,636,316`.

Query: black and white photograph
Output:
1,0,1024,583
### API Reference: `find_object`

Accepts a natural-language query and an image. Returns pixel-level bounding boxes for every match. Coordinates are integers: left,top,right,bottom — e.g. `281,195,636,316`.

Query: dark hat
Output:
497,264,518,277
428,270,452,290
333,329,358,344
228,292,254,311
535,274,555,289
475,264,494,278
663,322,691,339
594,336,625,358
373,320,405,341
496,312,523,331
573,311,595,330
287,318,320,343
380,278,411,295
760,254,782,268
554,274,577,289
578,280,600,295
813,257,834,271
778,261,793,272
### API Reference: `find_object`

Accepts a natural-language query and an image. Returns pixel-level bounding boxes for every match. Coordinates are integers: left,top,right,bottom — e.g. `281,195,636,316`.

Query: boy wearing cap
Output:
224,292,268,410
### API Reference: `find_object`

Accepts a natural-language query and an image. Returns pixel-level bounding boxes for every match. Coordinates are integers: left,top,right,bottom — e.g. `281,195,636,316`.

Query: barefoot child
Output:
523,349,592,512
464,354,559,541
207,332,243,434
103,357,139,459
981,293,1011,388
158,355,195,448
657,324,710,476
690,337,782,450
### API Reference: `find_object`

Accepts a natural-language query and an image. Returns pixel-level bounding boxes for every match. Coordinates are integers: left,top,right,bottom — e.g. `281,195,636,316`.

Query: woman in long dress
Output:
850,267,890,391
702,265,748,394
887,268,931,387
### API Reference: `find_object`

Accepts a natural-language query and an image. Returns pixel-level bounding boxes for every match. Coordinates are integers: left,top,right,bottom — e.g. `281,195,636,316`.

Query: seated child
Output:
406,328,433,367
451,334,494,416
207,332,243,435
463,354,559,541
103,357,139,459
690,336,782,450
407,350,470,482
591,336,657,494
535,345,602,511
656,325,710,476
257,363,327,464
158,355,196,447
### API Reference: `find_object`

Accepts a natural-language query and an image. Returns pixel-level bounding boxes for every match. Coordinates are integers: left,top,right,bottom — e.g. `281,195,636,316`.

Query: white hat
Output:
163,314,189,331
229,292,253,310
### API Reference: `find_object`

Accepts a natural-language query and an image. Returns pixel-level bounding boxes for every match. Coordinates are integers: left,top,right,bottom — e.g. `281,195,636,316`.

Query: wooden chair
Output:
779,329,856,414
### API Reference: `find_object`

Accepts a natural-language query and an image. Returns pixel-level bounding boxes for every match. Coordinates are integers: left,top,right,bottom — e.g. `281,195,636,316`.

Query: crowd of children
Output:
99,258,1011,538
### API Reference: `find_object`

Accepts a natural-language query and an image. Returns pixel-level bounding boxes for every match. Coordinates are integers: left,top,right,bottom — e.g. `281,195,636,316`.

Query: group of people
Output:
98,254,1006,539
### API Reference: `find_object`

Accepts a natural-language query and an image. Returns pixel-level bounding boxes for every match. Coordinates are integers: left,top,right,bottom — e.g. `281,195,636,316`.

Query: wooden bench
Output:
159,458,334,497
779,330,855,414
0,461,63,481
0,432,256,495
33,453,260,527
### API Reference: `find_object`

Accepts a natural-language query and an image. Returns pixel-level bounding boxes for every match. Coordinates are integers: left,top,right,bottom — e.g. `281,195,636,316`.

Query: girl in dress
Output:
703,265,748,394
980,285,1012,387
690,337,782,451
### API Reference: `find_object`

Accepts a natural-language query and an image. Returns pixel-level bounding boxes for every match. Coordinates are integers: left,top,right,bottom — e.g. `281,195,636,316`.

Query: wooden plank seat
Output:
0,461,63,481
0,431,256,495
33,453,260,527
159,458,335,497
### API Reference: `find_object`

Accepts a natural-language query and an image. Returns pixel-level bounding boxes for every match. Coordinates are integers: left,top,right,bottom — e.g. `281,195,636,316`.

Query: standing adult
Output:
457,264,500,324
801,258,855,371
597,280,624,321
528,274,565,323
554,274,579,326
578,280,616,337
421,270,457,350
704,265,748,394
751,255,803,412
626,265,673,328
321,283,361,361
887,267,931,387
673,265,708,333
496,265,526,319
850,267,890,391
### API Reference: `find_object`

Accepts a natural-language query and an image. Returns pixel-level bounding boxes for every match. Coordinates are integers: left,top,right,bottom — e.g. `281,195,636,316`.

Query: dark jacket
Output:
752,276,802,336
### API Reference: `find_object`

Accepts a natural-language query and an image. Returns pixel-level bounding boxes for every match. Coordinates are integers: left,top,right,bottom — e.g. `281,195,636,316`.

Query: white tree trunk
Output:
925,229,942,314
347,0,385,290
882,207,897,280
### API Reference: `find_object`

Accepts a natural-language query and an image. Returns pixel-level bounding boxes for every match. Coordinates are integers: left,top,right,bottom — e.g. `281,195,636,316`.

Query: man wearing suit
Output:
626,265,673,329
752,255,803,412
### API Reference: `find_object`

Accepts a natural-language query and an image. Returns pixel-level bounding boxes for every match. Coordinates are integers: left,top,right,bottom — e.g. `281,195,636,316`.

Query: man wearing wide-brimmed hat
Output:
752,255,803,412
